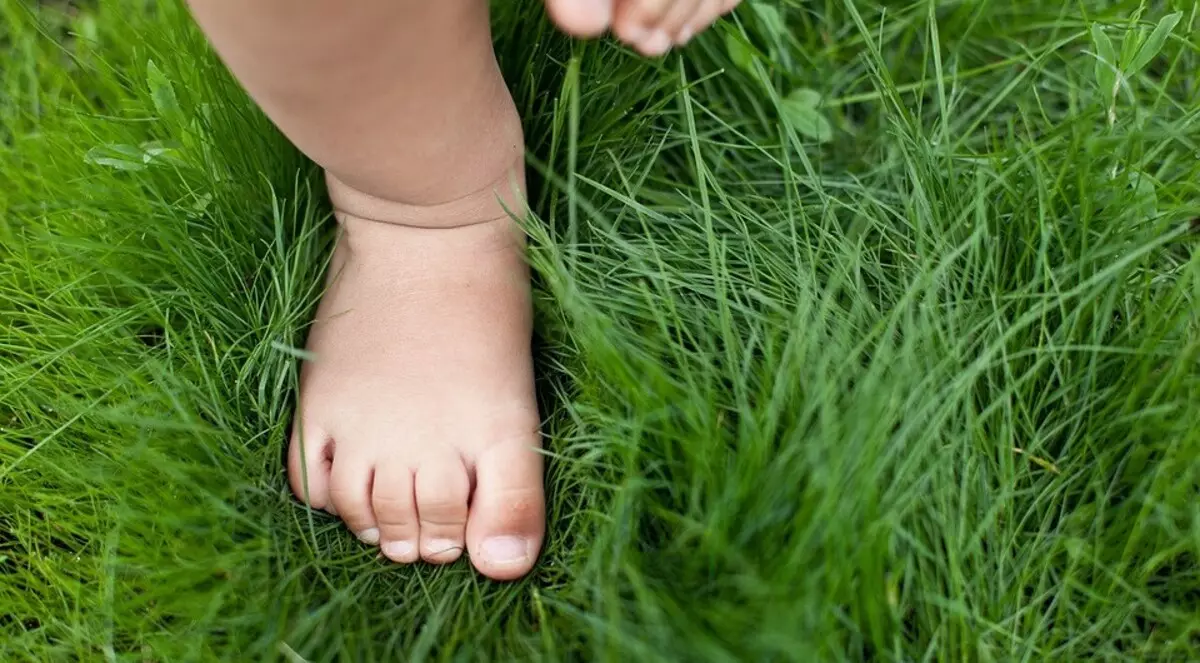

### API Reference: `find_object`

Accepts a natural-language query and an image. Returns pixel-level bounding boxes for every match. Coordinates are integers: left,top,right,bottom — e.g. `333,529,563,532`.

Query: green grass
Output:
2,0,1199,660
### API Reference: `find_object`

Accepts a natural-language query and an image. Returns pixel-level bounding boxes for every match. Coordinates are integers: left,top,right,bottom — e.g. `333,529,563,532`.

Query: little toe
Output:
327,453,379,544
544,0,613,37
372,462,420,563
466,438,545,581
287,423,333,512
415,455,471,565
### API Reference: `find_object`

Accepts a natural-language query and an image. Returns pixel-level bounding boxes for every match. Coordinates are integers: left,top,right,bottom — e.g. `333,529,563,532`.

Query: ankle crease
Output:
326,159,526,230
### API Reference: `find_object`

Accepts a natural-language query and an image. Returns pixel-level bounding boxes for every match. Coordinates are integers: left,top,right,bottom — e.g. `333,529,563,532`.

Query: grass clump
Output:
2,0,1199,660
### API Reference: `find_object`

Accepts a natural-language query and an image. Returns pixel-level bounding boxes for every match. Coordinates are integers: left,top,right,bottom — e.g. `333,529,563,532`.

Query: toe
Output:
372,462,420,563
466,438,545,581
614,0,674,55
683,0,723,41
658,0,702,44
415,454,471,565
544,0,613,38
288,422,333,512
328,452,379,544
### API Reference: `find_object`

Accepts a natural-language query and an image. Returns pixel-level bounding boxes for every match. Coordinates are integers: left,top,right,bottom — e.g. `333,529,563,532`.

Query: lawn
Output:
1,0,1198,660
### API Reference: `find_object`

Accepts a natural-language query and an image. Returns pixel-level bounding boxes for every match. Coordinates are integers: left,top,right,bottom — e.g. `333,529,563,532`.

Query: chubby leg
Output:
187,0,544,580
188,0,524,211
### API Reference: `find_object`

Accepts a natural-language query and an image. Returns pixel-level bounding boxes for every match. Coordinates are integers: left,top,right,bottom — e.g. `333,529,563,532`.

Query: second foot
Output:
545,0,742,55
288,180,544,581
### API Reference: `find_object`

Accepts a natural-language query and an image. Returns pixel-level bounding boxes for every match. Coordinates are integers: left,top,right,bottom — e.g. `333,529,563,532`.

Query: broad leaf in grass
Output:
781,88,832,143
725,33,756,73
147,60,180,119
1126,12,1181,75
1091,24,1118,99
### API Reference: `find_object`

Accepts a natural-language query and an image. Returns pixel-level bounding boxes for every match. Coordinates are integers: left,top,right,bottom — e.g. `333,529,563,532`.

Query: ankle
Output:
325,74,526,229
326,157,526,231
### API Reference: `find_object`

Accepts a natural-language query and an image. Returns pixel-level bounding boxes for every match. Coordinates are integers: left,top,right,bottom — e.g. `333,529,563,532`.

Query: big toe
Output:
466,438,546,581
545,0,613,37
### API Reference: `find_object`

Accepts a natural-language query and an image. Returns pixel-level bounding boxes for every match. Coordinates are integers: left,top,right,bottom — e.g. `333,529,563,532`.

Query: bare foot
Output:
287,170,544,582
545,0,742,55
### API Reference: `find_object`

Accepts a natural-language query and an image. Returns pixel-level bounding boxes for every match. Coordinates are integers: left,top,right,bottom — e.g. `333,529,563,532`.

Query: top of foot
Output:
546,0,742,56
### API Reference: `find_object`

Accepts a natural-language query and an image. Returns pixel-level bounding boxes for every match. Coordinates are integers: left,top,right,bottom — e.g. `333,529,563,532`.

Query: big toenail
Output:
642,29,672,56
481,536,530,565
382,540,415,560
357,528,380,545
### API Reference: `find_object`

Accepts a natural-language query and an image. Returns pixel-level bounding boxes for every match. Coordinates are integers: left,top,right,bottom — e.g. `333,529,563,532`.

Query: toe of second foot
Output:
545,0,614,37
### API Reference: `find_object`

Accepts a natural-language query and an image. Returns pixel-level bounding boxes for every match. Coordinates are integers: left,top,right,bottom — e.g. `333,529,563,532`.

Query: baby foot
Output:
546,0,742,55
287,174,544,581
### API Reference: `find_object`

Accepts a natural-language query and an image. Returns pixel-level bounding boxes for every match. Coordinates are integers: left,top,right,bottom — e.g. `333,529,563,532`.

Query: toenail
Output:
481,536,531,565
325,504,338,516
678,25,694,45
357,528,380,545
425,539,461,556
624,24,648,44
641,29,672,56
382,540,415,560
